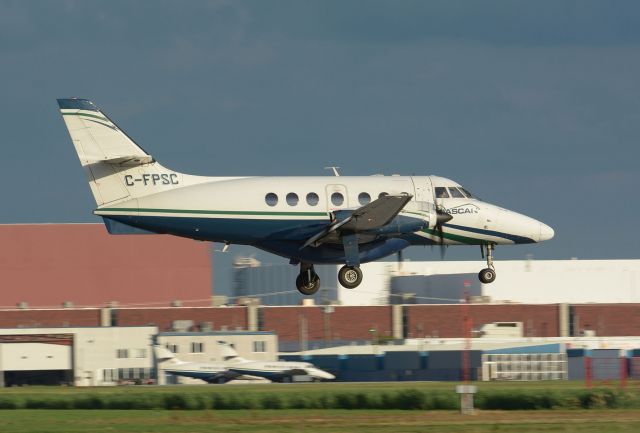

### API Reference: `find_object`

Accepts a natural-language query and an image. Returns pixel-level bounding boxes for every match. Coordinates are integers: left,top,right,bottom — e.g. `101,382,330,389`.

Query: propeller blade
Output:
432,199,451,260
436,210,453,225
438,223,446,259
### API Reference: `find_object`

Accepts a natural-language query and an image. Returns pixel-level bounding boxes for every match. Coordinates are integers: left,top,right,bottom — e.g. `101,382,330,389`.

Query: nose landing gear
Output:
296,263,320,295
479,244,497,284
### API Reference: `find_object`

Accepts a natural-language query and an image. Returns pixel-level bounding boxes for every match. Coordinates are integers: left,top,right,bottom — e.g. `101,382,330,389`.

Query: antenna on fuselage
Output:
324,166,341,176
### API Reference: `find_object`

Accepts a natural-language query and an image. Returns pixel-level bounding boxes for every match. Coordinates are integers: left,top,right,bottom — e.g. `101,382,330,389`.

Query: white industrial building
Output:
234,259,640,305
0,327,157,387
0,327,277,387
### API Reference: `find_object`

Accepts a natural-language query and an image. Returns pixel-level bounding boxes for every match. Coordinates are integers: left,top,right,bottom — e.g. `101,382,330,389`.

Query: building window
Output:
116,349,129,359
191,342,204,353
135,349,147,358
166,344,178,353
358,192,371,205
286,193,299,206
306,192,319,206
103,368,117,382
253,341,267,353
117,368,151,382
265,193,278,206
331,192,344,206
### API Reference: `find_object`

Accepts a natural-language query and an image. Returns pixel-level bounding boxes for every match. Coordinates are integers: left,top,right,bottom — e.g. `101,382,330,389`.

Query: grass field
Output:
1,382,640,433
2,409,640,433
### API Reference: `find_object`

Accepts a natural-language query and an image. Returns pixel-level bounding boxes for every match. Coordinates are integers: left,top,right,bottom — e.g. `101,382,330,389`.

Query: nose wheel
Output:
338,265,363,289
296,263,320,295
479,244,497,284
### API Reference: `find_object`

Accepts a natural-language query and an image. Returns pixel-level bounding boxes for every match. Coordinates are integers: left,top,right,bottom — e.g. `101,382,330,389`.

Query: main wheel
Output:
478,268,496,284
338,266,363,289
296,272,320,295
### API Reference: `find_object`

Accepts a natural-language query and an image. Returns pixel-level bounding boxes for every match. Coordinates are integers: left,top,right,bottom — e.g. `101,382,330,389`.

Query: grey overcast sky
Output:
1,1,639,293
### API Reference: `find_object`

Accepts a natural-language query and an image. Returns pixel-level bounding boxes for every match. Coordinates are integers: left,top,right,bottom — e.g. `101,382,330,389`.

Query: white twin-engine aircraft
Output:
58,98,554,295
155,342,334,383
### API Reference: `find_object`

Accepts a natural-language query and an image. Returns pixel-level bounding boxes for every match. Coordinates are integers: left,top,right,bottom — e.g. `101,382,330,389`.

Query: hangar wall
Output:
0,224,212,308
3,303,638,352
233,259,640,306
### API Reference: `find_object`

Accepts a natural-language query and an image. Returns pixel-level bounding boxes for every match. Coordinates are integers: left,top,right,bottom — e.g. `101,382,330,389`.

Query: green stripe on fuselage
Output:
422,228,479,245
98,207,328,218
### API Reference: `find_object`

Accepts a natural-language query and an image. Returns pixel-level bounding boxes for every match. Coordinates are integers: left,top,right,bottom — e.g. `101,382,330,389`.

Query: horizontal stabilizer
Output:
102,218,157,235
102,155,155,166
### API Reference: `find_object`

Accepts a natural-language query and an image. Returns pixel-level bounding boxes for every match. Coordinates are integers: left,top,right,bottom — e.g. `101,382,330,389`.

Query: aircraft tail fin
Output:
57,98,183,207
217,341,246,363
154,345,184,364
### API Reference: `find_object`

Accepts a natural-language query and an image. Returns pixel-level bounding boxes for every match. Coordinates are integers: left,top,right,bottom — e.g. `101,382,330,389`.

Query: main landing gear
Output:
295,263,365,295
479,244,497,284
338,265,363,289
296,263,320,295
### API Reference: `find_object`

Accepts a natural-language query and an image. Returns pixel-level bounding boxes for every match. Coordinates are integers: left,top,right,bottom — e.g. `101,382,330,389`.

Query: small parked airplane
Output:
154,342,334,383
58,98,554,295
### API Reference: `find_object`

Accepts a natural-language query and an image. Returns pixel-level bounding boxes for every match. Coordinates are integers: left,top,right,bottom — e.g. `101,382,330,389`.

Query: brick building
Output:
0,224,212,308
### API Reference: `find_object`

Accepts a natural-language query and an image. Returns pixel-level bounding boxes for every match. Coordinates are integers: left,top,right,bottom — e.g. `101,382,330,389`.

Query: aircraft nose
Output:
308,368,335,380
539,222,554,242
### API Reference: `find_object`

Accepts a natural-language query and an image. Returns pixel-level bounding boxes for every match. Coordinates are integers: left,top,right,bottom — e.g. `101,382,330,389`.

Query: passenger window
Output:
435,187,449,198
331,192,344,206
265,193,278,206
358,192,371,205
378,192,388,199
306,192,319,206
448,187,465,198
286,193,299,206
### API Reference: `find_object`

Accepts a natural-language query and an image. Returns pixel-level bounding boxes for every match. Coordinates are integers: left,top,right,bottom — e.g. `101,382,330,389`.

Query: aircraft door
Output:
409,176,437,228
413,176,433,202
325,184,349,211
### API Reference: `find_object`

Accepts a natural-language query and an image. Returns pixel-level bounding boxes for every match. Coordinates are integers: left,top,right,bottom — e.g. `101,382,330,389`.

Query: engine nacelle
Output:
365,214,427,236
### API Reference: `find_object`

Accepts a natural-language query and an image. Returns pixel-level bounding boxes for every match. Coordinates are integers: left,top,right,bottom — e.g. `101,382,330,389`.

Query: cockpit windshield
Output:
448,187,465,198
435,187,449,198
435,185,479,200
459,186,478,200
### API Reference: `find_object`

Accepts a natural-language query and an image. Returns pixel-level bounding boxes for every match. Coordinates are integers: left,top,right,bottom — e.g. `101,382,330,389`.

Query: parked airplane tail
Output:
57,98,184,207
154,345,184,364
217,341,246,363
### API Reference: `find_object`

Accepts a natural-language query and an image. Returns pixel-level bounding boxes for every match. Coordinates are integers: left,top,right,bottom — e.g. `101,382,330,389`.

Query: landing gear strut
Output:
296,263,320,295
338,265,363,289
479,244,497,284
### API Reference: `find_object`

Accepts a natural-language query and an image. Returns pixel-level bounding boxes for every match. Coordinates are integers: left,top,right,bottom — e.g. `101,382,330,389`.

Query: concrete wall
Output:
156,332,277,363
0,343,71,371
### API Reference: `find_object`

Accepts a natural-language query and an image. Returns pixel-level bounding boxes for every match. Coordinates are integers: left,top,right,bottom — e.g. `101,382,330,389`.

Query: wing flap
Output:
341,194,412,231
300,194,412,249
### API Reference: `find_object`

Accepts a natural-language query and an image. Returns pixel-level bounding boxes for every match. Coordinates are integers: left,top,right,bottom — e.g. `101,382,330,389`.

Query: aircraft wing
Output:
301,194,412,249
340,194,412,231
